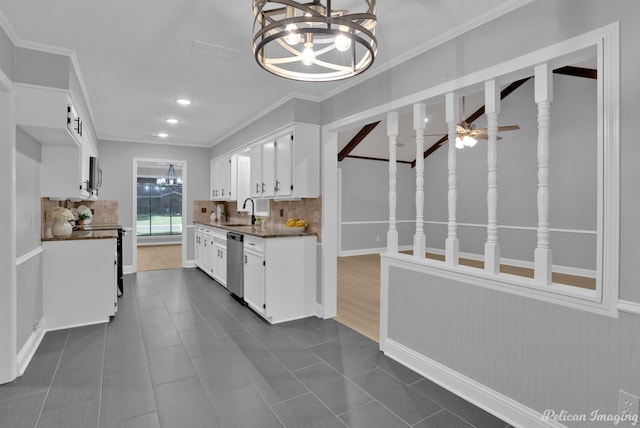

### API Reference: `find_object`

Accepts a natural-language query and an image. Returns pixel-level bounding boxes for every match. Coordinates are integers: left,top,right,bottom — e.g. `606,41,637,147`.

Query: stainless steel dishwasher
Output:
226,232,244,302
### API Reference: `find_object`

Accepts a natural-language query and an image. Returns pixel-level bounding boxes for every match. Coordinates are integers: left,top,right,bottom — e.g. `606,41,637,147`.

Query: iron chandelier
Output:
252,0,377,82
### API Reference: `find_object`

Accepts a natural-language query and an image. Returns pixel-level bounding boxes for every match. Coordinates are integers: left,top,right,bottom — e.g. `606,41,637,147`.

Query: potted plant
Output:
77,211,90,226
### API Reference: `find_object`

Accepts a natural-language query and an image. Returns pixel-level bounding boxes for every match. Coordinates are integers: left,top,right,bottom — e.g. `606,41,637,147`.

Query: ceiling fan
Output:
419,121,520,149
452,121,520,148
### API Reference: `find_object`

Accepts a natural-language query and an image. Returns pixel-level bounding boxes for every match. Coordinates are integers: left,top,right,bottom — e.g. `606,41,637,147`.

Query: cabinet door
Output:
275,133,293,197
243,250,265,316
261,140,276,197
210,159,217,200
248,145,262,198
215,244,227,287
194,231,202,269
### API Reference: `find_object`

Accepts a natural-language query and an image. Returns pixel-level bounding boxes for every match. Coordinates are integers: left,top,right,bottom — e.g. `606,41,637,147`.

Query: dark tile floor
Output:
0,268,511,428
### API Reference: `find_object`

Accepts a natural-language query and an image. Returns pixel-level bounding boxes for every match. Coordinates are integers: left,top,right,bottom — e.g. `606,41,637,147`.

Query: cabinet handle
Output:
221,188,224,196
261,182,265,193
275,180,280,192
256,183,259,194
244,255,247,264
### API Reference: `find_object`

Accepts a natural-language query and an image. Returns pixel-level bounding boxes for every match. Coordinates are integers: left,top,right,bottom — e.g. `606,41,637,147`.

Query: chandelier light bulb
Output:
334,33,352,52
284,24,300,45
301,46,315,65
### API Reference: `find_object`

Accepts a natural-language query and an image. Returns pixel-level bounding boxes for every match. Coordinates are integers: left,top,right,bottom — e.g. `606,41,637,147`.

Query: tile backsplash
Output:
41,198,119,239
193,197,322,242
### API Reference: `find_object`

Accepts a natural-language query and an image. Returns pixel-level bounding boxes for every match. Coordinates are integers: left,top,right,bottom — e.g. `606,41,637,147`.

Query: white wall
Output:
15,128,42,351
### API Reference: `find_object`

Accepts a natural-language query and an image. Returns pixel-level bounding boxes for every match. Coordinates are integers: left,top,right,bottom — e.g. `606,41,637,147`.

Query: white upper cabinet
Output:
210,155,238,201
17,84,96,200
248,124,319,199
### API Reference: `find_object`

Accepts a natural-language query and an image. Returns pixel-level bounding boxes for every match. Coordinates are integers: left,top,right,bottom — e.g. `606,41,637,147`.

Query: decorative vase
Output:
52,220,72,237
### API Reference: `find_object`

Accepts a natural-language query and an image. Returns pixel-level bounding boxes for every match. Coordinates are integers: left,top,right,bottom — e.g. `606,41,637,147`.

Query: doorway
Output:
132,158,187,272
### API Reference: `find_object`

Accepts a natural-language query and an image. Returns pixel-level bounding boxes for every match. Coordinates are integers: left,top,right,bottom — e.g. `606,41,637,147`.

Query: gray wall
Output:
324,0,640,301
0,24,14,81
15,127,43,351
97,140,210,267
340,158,415,252
369,0,640,426
14,48,70,90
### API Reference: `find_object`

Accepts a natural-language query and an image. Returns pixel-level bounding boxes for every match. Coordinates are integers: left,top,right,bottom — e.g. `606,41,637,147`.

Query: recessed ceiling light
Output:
154,133,169,138
176,98,192,106
166,118,179,125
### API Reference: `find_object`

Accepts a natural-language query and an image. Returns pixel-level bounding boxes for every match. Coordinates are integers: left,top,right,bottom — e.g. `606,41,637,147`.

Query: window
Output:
136,177,182,236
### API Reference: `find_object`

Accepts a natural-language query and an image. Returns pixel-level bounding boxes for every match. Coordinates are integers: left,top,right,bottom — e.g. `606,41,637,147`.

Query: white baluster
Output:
445,93,459,266
485,80,500,274
534,64,553,284
414,103,426,258
387,111,399,254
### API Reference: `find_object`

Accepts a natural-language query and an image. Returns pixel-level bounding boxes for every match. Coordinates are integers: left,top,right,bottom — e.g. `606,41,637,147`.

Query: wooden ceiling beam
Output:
338,121,381,162
346,155,413,164
553,66,597,79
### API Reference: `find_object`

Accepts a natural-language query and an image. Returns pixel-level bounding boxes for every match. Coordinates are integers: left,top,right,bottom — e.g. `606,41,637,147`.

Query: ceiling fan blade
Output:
473,125,520,133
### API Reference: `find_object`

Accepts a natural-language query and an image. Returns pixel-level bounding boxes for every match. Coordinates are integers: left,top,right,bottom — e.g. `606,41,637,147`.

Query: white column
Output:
413,103,426,258
445,93,459,266
387,111,399,253
484,80,501,274
534,64,553,284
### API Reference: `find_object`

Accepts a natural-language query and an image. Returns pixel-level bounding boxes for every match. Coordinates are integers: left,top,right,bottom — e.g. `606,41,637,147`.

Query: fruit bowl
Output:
284,226,306,232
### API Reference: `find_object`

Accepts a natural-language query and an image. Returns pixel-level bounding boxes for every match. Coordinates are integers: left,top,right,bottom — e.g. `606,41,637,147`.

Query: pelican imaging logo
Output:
541,409,639,426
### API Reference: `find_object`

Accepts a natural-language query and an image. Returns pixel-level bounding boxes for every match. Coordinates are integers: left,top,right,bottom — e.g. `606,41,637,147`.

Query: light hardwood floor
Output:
335,252,596,344
137,244,182,271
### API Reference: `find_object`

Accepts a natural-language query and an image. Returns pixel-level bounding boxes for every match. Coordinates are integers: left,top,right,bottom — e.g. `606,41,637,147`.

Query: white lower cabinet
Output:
194,225,227,288
43,238,117,330
243,234,316,324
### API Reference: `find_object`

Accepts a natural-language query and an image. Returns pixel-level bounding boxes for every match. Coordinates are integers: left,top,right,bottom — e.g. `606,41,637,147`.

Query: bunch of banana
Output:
285,218,308,228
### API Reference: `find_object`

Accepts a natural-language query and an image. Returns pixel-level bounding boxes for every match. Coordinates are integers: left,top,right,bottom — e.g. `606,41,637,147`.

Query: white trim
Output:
617,300,640,316
15,246,43,266
341,219,597,236
381,253,609,317
320,130,338,318
0,68,13,92
16,319,45,376
384,339,566,428
339,245,412,257
0,9,18,44
327,22,620,318
425,247,596,279
132,158,189,273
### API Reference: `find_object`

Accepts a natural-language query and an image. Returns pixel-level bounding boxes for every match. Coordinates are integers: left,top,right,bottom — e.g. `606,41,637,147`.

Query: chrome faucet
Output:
242,197,256,225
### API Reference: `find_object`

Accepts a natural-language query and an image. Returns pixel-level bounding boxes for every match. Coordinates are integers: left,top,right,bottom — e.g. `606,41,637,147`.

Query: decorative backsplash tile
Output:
193,197,322,242
41,198,119,239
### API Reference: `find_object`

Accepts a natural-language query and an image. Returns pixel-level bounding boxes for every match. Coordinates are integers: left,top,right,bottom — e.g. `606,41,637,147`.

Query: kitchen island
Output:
42,229,119,330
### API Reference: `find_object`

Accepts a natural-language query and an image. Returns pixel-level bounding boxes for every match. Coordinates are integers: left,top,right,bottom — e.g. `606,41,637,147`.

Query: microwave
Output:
88,156,102,192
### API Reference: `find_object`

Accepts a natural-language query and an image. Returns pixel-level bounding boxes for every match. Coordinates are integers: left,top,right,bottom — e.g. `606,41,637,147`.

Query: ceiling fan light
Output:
463,135,477,147
455,136,465,149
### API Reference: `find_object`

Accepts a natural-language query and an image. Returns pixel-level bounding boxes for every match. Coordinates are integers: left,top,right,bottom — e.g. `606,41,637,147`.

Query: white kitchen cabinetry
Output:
17,84,96,200
243,234,316,324
194,225,227,288
248,124,319,199
43,238,117,330
212,229,227,287
243,237,265,316
210,155,237,201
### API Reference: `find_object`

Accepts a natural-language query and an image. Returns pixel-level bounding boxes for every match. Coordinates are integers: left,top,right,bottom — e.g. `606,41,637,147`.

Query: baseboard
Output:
184,260,196,268
16,319,45,376
384,339,566,428
123,265,135,274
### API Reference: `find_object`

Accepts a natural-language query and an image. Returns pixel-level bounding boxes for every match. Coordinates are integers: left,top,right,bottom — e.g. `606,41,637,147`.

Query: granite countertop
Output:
194,221,316,239
42,230,119,241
